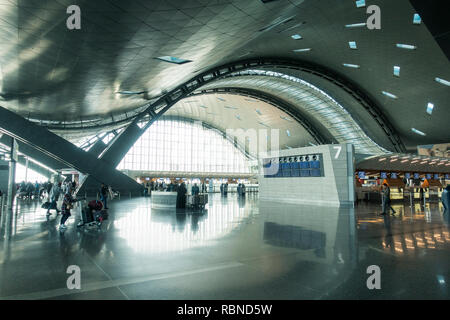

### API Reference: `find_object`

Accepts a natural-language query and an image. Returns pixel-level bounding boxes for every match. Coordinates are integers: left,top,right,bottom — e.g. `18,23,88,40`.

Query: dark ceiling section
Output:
409,0,450,60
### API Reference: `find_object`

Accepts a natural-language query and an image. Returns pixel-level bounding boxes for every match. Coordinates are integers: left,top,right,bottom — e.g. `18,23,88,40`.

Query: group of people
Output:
143,180,208,196
380,183,450,216
44,181,109,230
17,181,51,199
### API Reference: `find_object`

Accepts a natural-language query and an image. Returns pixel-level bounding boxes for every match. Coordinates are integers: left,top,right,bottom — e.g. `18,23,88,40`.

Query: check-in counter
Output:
151,191,178,208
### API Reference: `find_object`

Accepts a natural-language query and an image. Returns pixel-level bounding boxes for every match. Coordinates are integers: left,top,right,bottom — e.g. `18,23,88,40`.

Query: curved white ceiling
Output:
197,70,388,154
165,93,316,156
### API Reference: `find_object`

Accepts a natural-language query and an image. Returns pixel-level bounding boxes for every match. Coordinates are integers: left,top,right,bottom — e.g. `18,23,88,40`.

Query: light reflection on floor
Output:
114,196,254,254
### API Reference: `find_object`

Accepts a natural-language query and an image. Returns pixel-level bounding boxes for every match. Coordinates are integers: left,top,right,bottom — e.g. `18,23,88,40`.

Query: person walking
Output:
60,186,77,230
380,183,396,216
100,183,109,209
47,182,62,215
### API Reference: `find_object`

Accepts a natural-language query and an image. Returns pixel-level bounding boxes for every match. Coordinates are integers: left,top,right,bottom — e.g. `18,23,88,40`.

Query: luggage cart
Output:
186,193,208,209
77,199,107,229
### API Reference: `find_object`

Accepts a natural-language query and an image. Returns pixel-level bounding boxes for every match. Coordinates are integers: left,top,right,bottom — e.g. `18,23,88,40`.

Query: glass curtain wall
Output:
117,119,251,174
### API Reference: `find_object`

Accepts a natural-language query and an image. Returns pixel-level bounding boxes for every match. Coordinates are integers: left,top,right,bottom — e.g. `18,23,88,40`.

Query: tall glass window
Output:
117,119,251,174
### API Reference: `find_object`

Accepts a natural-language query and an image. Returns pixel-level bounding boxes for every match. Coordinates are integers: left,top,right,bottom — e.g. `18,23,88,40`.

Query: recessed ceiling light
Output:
356,0,366,8
435,77,450,86
235,115,241,120
286,130,291,137
258,121,270,128
345,23,366,28
217,97,226,102
293,48,311,52
349,41,357,49
255,109,262,115
396,44,416,50
343,63,360,68
426,103,434,115
382,91,398,99
393,66,400,77
199,105,208,109
280,115,293,122
154,56,192,64
412,128,426,136
291,34,302,40
413,13,422,25
224,106,238,110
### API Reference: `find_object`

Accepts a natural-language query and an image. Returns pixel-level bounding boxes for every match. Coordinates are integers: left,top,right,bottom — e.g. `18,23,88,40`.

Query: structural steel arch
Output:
99,57,406,168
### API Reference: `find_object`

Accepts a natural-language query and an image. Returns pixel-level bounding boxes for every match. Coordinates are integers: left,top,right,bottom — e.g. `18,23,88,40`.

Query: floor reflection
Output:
0,194,448,300
113,194,256,254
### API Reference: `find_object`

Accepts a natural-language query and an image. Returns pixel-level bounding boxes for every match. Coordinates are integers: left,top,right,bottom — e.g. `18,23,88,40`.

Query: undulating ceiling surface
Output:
0,0,448,153
166,93,317,156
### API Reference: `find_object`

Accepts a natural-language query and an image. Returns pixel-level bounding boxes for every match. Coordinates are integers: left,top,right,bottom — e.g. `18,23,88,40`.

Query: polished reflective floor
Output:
0,194,449,300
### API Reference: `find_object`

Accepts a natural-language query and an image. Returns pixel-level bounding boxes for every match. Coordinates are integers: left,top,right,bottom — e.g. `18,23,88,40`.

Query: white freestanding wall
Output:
258,144,355,207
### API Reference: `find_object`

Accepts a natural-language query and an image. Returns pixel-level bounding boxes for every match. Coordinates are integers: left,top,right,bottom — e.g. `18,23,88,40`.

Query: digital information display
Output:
358,171,365,179
263,154,323,178
414,173,420,179
405,173,411,179
380,172,387,179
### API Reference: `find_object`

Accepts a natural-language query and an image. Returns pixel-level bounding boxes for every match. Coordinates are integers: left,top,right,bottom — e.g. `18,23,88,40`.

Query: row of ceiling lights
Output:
289,0,449,138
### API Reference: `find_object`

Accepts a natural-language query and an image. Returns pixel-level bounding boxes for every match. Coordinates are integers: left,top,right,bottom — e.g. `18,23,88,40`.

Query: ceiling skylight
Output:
435,77,450,86
356,0,366,8
345,23,366,28
393,66,400,77
349,41,357,49
154,56,192,64
382,91,398,99
396,44,416,50
258,121,270,128
291,34,302,40
413,13,422,25
280,116,293,122
293,48,311,52
343,63,360,69
116,90,146,95
411,128,426,136
426,103,434,115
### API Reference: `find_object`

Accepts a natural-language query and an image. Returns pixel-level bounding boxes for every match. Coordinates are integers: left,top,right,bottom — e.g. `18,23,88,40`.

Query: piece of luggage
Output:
81,206,94,223
41,201,51,209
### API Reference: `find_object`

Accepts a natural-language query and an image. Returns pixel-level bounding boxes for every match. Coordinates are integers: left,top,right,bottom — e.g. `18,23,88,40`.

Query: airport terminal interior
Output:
0,0,449,300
